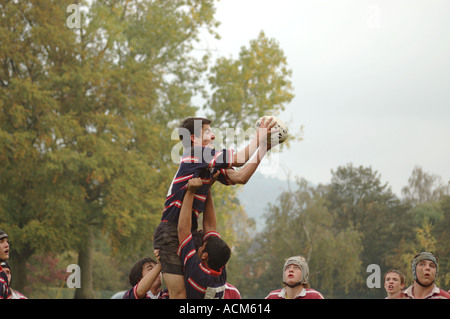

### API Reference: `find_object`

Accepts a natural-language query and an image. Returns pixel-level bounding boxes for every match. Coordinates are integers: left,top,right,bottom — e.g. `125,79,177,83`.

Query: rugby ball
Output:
255,116,288,144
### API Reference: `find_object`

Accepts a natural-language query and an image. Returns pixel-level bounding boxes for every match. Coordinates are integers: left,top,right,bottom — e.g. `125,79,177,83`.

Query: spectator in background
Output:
224,282,241,299
0,230,12,299
383,269,405,299
265,255,324,299
123,257,168,299
0,261,27,299
402,252,450,299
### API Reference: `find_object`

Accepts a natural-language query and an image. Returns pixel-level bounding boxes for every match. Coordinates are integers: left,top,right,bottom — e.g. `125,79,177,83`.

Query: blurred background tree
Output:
3,0,447,299
0,0,293,297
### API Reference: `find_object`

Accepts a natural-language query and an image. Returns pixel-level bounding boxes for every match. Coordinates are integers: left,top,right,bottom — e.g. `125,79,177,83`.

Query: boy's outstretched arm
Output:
232,117,277,167
223,135,273,185
202,190,217,236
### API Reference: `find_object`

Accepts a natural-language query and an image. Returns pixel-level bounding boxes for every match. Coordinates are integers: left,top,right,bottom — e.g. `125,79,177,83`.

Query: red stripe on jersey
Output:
183,249,196,265
163,200,182,212
181,156,199,163
174,174,194,184
203,231,220,241
132,284,139,299
209,151,223,168
177,234,192,256
188,277,206,294
219,168,235,185
199,263,222,277
194,194,206,202
165,192,175,201
201,178,212,184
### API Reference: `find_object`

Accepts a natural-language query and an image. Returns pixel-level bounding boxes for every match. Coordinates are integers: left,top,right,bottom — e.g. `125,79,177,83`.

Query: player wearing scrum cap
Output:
0,229,12,299
401,252,450,299
0,261,27,299
265,255,324,299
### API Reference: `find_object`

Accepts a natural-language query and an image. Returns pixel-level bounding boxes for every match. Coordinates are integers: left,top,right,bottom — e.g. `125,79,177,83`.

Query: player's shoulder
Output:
304,288,325,299
265,289,283,299
436,288,450,299
224,283,241,299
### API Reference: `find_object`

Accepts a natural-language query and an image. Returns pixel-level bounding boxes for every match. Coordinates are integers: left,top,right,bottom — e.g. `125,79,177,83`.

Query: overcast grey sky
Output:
201,0,450,196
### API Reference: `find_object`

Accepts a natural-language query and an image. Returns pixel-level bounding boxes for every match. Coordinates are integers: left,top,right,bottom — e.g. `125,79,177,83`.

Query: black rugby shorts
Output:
153,222,203,275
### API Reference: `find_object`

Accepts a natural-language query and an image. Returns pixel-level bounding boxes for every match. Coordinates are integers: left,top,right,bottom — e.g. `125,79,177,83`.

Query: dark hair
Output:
383,269,405,285
178,117,211,148
128,257,157,286
204,237,231,272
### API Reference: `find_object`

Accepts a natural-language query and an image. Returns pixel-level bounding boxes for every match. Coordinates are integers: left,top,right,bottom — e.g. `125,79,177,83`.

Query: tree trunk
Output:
10,249,30,294
74,226,95,299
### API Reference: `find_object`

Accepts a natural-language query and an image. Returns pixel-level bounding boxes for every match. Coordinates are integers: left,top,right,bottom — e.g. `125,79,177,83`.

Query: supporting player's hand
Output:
153,249,160,261
210,170,221,186
187,177,203,193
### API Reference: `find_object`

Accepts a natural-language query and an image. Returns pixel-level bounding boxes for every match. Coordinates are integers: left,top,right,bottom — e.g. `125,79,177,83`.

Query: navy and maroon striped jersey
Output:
0,266,12,299
161,146,235,228
123,286,169,299
177,233,227,299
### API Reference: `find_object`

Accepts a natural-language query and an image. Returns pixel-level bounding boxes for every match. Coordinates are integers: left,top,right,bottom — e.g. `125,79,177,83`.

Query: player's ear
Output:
200,251,208,261
190,134,198,145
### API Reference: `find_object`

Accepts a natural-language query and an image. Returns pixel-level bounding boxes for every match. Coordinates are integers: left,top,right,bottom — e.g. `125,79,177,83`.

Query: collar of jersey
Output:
199,262,223,277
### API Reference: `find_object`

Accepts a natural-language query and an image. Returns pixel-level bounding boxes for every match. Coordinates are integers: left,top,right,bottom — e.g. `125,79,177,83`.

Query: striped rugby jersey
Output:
177,232,227,299
161,146,235,228
0,266,12,299
265,288,324,299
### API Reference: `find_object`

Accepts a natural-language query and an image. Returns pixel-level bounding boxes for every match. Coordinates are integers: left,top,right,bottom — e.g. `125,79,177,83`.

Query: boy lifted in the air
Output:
153,116,277,298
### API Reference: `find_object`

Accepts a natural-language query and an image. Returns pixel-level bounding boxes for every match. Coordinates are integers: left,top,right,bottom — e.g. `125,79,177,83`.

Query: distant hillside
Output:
236,172,290,231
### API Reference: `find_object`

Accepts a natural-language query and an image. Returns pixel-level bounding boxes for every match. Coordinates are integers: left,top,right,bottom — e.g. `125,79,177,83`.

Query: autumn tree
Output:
435,196,450,288
241,178,363,298
1,0,294,298
232,164,450,298
401,165,450,205
0,0,218,297
0,0,85,292
205,30,294,130
387,167,450,288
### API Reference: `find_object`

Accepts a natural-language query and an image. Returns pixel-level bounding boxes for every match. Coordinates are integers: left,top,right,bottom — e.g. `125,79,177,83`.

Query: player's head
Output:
200,236,231,272
283,255,309,288
383,269,405,295
411,252,438,287
128,257,159,287
384,269,405,286
179,117,214,148
0,230,9,261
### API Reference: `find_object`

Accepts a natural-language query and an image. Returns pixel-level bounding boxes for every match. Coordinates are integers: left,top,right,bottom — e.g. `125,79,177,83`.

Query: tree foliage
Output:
231,164,450,298
0,0,220,296
0,0,293,297
235,178,363,298
206,31,294,130
5,0,448,300
402,165,450,205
